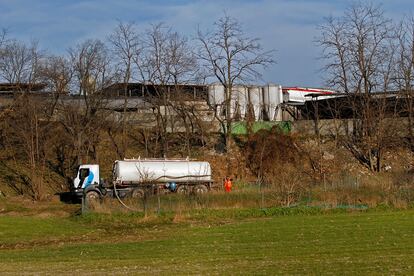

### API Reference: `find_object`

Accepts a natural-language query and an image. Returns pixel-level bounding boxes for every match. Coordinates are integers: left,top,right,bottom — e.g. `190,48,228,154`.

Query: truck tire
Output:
131,188,145,199
85,190,101,209
176,185,189,194
86,190,100,201
193,184,208,195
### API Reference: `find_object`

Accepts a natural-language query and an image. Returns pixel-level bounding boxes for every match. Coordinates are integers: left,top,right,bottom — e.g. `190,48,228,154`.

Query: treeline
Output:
1,2,414,201
0,14,273,199
315,3,414,173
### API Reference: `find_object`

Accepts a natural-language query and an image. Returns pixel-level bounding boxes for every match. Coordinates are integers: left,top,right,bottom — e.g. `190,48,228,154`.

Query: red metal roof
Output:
282,87,336,95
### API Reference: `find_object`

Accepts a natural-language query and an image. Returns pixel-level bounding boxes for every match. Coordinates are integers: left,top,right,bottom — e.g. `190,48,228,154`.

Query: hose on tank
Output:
113,181,138,211
151,174,211,181
113,175,211,211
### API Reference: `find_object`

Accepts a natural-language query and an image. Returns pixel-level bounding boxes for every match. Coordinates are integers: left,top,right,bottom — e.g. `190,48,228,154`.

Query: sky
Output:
0,0,413,88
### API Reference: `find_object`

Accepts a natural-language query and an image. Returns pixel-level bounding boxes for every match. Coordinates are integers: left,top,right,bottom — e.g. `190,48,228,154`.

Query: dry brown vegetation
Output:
0,6,414,210
0,122,414,210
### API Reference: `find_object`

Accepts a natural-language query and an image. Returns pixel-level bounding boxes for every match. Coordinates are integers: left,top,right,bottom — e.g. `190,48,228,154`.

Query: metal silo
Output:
238,85,248,120
248,86,262,120
208,83,225,106
262,85,270,120
230,85,247,120
208,83,225,117
263,84,283,121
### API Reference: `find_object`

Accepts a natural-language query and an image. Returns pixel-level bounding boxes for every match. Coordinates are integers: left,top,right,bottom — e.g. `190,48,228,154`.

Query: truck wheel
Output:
176,185,189,194
193,184,208,195
131,188,145,199
85,191,101,208
86,190,100,201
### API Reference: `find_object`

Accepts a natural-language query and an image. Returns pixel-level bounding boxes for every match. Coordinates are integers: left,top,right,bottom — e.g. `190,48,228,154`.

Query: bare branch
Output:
197,14,274,152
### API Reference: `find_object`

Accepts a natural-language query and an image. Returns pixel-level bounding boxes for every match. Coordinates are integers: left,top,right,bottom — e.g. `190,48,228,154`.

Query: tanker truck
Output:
71,158,213,201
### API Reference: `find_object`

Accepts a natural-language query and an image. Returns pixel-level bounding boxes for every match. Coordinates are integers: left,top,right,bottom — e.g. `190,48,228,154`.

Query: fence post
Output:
157,185,161,214
81,192,87,214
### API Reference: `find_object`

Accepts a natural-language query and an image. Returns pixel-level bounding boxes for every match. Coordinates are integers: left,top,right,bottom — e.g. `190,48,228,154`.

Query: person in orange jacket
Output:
224,177,232,192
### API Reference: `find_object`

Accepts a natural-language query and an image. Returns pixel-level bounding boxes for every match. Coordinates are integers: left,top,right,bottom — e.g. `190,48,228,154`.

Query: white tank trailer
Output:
113,160,212,184
72,159,213,200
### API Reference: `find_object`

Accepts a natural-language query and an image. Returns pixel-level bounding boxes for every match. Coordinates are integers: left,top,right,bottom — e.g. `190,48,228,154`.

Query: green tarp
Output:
228,121,292,135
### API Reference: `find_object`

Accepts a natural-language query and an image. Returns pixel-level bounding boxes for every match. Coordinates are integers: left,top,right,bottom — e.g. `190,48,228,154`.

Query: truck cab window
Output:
79,168,90,180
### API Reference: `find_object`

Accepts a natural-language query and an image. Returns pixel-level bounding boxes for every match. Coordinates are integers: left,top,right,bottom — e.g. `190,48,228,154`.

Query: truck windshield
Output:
79,168,90,180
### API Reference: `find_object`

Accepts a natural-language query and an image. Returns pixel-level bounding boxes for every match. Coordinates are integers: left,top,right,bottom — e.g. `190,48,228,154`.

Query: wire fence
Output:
81,177,414,214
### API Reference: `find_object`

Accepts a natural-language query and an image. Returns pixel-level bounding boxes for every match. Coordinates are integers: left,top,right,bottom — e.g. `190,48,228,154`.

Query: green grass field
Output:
1,209,413,275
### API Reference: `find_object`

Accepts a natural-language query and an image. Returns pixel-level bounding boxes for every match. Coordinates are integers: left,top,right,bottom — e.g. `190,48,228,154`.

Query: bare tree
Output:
136,23,198,84
37,55,73,120
31,54,75,186
3,95,52,200
318,2,396,172
0,40,42,85
0,28,7,49
395,16,414,150
0,28,8,72
168,88,211,156
40,55,72,95
108,21,140,159
63,39,114,165
166,32,200,85
68,39,111,96
197,14,274,153
0,39,53,199
134,23,200,157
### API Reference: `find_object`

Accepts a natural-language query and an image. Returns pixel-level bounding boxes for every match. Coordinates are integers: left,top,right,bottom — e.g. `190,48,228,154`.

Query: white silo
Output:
237,85,249,120
248,86,262,120
208,83,225,117
263,84,283,121
208,83,225,106
262,85,270,120
230,85,247,120
229,86,237,119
